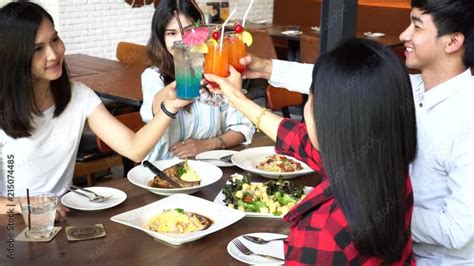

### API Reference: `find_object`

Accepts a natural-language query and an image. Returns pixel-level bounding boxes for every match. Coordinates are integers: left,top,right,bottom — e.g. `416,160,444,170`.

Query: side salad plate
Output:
213,174,312,218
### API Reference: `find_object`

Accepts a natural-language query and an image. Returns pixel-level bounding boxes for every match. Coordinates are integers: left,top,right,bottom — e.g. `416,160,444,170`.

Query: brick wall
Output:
29,0,273,59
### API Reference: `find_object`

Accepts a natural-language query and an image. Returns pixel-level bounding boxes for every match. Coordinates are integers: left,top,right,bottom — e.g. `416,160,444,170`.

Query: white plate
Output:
231,146,314,179
195,150,238,167
281,30,303,36
214,184,313,218
364,32,386,38
227,232,286,265
111,194,245,246
61,187,127,211
311,26,320,32
127,159,223,196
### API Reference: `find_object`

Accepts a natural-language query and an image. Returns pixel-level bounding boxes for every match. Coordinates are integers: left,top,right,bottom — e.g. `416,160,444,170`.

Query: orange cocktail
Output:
225,32,246,74
204,39,229,88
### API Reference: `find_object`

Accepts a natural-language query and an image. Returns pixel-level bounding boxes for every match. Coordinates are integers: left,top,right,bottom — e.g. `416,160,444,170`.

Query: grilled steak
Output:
148,162,200,188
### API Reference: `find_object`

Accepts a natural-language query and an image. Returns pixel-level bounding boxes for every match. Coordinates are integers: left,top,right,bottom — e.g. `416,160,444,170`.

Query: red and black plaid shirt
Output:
276,119,415,266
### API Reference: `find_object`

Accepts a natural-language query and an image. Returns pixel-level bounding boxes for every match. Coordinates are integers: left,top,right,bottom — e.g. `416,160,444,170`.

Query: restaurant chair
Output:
300,34,320,64
98,41,150,115
266,85,304,119
116,41,150,69
74,112,144,186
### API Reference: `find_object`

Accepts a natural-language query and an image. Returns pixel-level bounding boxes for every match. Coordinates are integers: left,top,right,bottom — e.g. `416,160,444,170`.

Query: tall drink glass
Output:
202,38,229,106
20,192,58,239
204,39,229,88
225,32,246,74
173,41,204,99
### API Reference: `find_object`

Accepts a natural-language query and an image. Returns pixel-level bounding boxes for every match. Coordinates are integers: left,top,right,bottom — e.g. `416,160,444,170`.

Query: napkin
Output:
240,236,285,260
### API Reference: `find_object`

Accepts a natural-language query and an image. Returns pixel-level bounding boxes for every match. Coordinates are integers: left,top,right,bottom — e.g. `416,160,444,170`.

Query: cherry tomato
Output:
212,31,220,40
243,196,253,203
234,24,244,33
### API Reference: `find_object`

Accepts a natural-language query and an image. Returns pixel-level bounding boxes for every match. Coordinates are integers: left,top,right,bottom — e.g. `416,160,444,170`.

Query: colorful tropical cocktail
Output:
225,32,246,74
204,39,229,88
173,41,205,99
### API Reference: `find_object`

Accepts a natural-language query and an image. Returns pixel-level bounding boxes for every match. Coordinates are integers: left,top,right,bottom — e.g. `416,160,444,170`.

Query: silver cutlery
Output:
143,160,180,187
232,239,283,261
195,154,234,164
243,235,287,244
70,185,110,203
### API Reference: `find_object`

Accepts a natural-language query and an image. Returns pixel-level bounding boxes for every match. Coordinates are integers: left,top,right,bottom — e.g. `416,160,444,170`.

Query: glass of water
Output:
20,192,58,239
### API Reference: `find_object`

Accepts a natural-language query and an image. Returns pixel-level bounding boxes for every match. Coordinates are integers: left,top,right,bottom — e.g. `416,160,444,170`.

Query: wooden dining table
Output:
1,134,322,265
247,23,403,61
66,54,145,106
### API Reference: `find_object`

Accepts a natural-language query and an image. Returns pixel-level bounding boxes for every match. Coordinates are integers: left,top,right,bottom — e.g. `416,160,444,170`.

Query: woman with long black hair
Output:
206,38,417,265
0,2,190,217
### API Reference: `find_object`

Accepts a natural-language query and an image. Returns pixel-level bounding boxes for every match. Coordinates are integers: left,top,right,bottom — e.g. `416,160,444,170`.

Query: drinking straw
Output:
190,0,206,26
174,10,184,39
242,0,255,27
26,189,31,231
219,8,237,52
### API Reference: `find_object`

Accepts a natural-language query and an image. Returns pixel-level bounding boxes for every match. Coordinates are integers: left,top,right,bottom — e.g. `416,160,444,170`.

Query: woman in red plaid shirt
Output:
206,38,417,265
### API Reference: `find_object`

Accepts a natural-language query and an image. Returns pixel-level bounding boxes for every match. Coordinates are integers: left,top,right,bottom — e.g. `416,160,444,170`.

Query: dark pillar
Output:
320,0,358,54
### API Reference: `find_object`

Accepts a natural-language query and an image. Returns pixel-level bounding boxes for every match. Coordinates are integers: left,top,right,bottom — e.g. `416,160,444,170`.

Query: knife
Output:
143,160,181,188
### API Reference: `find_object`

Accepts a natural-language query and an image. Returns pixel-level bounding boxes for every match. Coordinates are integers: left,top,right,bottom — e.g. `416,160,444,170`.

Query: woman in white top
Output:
140,0,254,160
0,3,191,217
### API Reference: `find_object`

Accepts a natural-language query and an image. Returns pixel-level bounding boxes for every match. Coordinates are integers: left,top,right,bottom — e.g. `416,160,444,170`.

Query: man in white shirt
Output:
240,0,474,264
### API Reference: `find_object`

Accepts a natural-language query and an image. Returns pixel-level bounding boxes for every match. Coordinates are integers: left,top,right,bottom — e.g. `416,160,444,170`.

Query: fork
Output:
196,154,233,164
243,235,287,244
232,239,283,261
70,185,110,203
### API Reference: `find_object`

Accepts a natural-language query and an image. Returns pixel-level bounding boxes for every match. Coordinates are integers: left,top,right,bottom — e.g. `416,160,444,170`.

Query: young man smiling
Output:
239,0,474,264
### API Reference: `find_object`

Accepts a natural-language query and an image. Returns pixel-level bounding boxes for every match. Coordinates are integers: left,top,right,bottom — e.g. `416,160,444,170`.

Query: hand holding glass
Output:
173,41,205,100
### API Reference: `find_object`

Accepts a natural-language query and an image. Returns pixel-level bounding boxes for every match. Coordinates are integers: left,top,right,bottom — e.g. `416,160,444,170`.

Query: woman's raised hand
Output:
239,54,273,80
204,66,246,106
162,81,193,112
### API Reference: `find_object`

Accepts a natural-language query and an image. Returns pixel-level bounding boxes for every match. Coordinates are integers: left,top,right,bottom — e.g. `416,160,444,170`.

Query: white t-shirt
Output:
0,82,101,197
140,67,255,160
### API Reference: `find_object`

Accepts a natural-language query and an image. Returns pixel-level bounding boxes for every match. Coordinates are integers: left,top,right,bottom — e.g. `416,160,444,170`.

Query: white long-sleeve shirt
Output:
271,60,474,264
409,69,474,265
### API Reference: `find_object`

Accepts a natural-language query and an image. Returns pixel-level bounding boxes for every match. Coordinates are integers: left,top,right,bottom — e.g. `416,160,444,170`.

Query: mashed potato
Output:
147,209,211,234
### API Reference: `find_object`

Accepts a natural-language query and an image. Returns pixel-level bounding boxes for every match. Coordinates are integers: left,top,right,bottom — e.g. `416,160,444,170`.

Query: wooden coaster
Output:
66,224,106,241
15,227,62,242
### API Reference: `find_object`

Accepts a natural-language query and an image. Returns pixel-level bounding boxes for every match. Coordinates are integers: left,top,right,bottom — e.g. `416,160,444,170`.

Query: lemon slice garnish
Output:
241,31,253,46
207,38,219,47
190,42,208,53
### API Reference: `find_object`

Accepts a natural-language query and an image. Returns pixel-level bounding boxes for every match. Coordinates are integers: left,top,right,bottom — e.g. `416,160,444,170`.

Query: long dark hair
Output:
0,2,71,138
147,0,201,85
412,0,474,67
311,38,417,261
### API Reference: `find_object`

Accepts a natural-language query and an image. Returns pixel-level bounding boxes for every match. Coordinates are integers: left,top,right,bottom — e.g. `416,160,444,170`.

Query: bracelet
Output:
160,101,178,119
216,136,226,149
255,108,268,132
